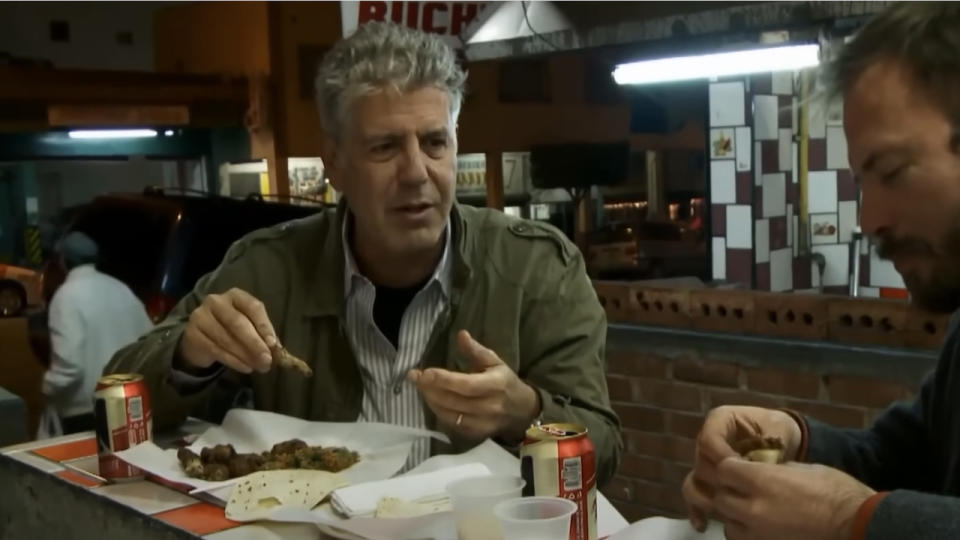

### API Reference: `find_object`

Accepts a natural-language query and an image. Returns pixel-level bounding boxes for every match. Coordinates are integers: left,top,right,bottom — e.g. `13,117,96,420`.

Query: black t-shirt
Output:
372,279,428,350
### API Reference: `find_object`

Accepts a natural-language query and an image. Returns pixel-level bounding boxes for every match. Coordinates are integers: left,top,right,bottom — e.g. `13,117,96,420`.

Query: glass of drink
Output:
493,496,577,540
446,475,526,540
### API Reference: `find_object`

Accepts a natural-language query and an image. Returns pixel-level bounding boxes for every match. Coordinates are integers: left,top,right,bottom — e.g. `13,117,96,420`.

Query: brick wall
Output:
601,349,917,522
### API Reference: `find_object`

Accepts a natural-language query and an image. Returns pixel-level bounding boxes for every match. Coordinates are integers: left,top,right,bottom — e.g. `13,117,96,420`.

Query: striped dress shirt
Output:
342,220,452,468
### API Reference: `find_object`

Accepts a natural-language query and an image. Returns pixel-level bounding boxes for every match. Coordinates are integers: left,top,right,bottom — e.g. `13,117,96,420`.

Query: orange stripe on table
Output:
32,437,97,462
880,288,909,299
55,469,103,488
155,502,241,535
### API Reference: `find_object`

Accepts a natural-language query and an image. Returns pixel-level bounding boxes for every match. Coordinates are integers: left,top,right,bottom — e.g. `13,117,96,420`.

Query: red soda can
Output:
93,374,152,481
520,423,597,540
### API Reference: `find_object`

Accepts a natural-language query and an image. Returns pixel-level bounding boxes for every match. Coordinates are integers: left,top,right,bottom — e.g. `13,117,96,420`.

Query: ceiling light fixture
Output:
612,44,820,86
67,129,158,140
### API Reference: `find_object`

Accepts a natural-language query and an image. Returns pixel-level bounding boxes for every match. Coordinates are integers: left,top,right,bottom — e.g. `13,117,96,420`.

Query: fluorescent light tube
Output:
68,129,158,140
612,44,820,85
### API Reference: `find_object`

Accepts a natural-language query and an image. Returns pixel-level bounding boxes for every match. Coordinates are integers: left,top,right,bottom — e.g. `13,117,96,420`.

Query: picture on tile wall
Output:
710,128,736,159
811,213,839,245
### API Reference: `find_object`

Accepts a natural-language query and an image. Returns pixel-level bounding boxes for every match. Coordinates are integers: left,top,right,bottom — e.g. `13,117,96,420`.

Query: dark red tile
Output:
762,140,779,173
859,254,871,287
727,249,752,287
756,262,771,291
752,74,772,95
793,256,811,290
809,139,827,170
837,169,858,201
769,216,788,250
778,95,793,130
786,181,797,205
745,90,753,126
823,286,849,295
736,172,752,204
711,204,727,237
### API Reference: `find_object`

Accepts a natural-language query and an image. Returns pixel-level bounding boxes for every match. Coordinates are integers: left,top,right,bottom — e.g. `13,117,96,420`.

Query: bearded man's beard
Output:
877,221,960,313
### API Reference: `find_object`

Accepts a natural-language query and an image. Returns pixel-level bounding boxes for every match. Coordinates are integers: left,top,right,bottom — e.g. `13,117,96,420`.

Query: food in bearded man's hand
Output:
178,439,361,481
735,436,786,464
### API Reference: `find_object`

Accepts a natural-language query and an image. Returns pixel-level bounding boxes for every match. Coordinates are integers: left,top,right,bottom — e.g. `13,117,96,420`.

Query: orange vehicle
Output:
0,263,43,317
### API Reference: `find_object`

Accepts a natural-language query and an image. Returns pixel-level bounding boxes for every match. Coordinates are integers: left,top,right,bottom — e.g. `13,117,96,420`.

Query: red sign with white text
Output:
341,1,490,46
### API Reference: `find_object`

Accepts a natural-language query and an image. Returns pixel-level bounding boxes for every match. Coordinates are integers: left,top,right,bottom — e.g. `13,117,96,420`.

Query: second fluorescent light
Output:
613,44,820,86
68,129,158,140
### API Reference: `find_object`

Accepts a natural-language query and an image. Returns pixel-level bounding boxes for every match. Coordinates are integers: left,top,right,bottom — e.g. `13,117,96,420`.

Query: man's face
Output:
327,86,457,257
845,59,960,312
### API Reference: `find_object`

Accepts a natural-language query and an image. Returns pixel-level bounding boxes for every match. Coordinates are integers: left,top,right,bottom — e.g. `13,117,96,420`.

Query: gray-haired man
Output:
107,22,621,484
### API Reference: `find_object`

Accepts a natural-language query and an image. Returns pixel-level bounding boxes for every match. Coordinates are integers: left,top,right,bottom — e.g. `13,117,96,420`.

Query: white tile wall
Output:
808,98,827,139
710,128,737,160
735,127,752,171
712,237,727,280
754,141,763,186
793,214,799,256
778,129,793,172
754,95,779,140
811,259,822,288
826,99,844,125
710,160,737,204
770,248,793,292
786,204,793,246
859,286,881,298
810,213,839,245
826,126,850,170
808,171,839,213
838,201,858,243
813,244,850,287
772,71,793,95
755,219,770,263
709,82,746,127
792,142,799,183
762,173,787,218
726,205,753,249
792,97,799,135
869,245,907,289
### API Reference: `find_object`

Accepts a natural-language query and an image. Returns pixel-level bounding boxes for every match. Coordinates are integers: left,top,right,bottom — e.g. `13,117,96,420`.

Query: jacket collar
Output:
303,200,473,318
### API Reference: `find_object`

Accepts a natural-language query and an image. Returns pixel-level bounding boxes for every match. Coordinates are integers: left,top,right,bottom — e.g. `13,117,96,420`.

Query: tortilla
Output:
225,470,349,522
374,496,451,519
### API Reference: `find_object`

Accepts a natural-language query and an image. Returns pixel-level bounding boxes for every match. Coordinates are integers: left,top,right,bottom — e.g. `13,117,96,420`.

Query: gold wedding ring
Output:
456,413,463,426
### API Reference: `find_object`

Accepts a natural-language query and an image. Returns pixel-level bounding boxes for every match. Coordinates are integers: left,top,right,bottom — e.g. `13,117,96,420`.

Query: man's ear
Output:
321,133,344,192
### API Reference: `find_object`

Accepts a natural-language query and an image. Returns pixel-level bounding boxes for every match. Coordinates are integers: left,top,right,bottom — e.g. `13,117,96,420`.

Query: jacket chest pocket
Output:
456,294,521,371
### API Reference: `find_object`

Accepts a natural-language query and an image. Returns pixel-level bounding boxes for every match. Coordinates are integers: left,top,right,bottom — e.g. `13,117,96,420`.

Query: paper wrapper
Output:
114,409,448,494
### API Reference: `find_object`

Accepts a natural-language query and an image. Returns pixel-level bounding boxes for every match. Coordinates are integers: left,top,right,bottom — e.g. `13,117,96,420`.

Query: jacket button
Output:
513,224,527,233
393,384,402,395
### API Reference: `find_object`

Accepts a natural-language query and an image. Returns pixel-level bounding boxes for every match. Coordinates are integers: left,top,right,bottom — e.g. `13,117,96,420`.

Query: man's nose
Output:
859,186,891,239
398,140,429,185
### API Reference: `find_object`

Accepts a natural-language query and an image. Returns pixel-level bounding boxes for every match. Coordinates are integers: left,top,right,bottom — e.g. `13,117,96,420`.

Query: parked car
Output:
0,264,43,317
30,190,329,422
44,190,327,322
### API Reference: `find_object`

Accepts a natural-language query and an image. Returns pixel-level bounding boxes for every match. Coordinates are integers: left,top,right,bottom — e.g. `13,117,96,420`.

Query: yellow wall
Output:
154,1,271,76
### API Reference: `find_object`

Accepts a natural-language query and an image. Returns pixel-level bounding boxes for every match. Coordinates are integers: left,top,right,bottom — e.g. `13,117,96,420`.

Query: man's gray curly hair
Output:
315,22,467,141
